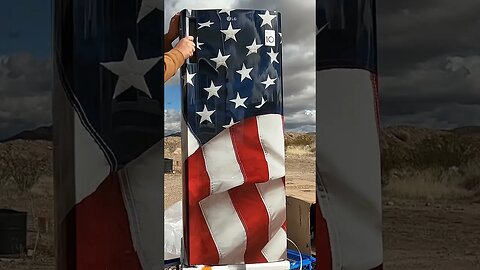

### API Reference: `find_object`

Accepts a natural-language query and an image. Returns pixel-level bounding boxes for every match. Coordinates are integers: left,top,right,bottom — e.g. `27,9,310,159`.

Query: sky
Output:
0,1,51,140
1,0,480,139
376,0,480,129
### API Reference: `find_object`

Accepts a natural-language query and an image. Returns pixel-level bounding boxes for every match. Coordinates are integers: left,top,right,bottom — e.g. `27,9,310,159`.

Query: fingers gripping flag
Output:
180,9,287,266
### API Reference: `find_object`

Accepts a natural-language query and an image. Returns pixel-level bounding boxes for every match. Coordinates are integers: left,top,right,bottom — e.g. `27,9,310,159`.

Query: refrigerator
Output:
179,8,289,267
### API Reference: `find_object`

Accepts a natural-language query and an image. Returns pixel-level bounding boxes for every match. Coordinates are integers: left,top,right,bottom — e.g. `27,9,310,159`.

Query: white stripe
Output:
203,128,244,194
199,192,247,265
316,69,383,269
256,114,285,180
54,85,110,222
121,141,165,270
181,116,200,161
187,124,200,157
256,178,286,239
261,228,287,262
74,112,110,204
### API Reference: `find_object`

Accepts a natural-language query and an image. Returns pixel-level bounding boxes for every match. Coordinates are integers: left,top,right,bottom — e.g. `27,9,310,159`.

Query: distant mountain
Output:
2,125,182,143
1,125,52,143
165,132,182,137
449,126,480,135
166,131,181,137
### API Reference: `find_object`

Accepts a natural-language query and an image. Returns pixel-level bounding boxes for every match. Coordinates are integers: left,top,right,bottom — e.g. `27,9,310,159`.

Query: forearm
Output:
164,48,185,82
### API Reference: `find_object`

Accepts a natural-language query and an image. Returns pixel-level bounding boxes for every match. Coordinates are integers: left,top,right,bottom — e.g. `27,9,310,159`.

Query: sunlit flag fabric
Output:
315,0,383,269
180,9,287,266
53,0,164,269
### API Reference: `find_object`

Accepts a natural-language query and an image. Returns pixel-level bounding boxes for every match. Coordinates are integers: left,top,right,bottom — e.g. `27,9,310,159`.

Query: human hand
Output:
166,12,180,43
174,36,196,59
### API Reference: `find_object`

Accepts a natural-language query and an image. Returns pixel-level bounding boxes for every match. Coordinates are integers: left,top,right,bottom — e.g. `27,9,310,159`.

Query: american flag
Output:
54,0,164,269
180,9,287,266
315,0,383,269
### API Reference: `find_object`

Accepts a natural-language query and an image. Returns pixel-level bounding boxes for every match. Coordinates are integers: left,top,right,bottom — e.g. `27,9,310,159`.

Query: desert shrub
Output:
383,167,471,200
285,145,315,156
381,134,478,175
381,129,480,198
164,138,180,154
459,159,480,191
460,161,480,191
285,134,315,147
463,176,480,191
381,146,411,175
1,144,47,194
412,135,477,170
0,163,9,189
0,155,9,187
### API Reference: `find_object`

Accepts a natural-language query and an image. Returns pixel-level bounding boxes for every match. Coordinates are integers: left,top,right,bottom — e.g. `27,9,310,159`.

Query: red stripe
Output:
282,178,287,231
315,202,332,270
370,73,381,133
230,117,269,184
74,172,141,270
228,184,269,263
186,147,219,265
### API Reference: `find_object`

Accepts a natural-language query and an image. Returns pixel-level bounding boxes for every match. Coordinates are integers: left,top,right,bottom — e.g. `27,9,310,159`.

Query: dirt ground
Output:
383,199,480,269
1,139,480,269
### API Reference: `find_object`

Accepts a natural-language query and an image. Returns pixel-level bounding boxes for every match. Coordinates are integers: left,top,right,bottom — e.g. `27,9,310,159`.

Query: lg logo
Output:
265,30,276,46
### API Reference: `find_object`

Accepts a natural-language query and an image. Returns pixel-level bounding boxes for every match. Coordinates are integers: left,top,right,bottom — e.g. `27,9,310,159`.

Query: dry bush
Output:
464,177,480,191
164,137,180,154
383,167,472,200
0,154,9,186
285,133,315,147
0,144,47,194
285,145,315,156
381,133,479,179
381,130,480,200
459,161,480,192
413,135,477,169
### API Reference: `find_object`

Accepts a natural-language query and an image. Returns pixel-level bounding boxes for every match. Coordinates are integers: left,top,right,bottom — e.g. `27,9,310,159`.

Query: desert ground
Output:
1,128,480,269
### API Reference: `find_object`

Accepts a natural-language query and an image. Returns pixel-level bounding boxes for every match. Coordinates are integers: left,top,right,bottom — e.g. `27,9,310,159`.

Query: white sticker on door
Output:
265,30,276,47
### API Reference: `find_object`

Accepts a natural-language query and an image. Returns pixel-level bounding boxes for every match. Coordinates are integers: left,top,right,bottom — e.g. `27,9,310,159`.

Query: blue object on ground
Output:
287,249,316,270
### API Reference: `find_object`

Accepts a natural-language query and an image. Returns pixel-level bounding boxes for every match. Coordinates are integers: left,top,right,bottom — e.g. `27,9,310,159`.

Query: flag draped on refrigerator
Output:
315,0,383,269
179,9,288,268
53,0,165,269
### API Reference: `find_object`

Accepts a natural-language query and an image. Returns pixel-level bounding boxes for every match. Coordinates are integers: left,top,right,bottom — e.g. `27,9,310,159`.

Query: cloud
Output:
377,0,480,76
0,53,51,139
164,0,316,131
284,109,315,129
379,54,480,127
376,0,480,129
382,103,480,130
164,108,181,135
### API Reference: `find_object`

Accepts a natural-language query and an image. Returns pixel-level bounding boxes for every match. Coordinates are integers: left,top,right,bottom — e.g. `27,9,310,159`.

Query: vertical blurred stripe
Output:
315,0,383,269
53,0,165,269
